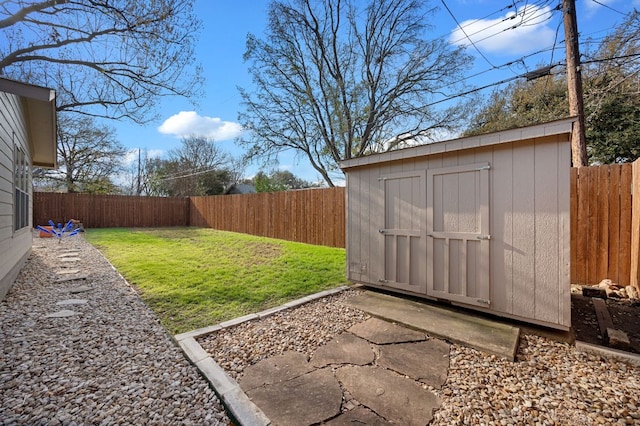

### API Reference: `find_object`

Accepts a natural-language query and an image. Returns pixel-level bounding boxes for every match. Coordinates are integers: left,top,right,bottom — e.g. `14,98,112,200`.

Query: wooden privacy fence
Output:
571,162,633,286
33,160,640,285
189,188,345,248
33,193,190,228
33,187,345,248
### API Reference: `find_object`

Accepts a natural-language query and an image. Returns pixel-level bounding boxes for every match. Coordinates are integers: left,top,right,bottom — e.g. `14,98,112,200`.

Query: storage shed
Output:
340,118,574,330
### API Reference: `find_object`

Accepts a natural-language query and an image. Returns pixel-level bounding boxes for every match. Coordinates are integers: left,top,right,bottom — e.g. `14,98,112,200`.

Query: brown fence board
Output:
570,168,578,283
621,163,633,286
632,159,640,288
608,165,621,283
596,165,610,280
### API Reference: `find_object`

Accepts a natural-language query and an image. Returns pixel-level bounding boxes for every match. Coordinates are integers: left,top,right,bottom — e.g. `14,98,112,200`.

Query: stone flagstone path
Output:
238,317,449,425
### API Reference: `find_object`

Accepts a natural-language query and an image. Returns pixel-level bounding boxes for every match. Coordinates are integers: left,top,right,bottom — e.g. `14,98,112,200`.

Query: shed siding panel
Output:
489,146,514,315
534,138,561,324
369,169,383,283
558,140,572,327
344,124,571,329
511,141,537,321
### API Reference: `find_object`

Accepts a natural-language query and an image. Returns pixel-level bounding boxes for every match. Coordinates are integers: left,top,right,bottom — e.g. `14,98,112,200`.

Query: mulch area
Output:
571,293,640,354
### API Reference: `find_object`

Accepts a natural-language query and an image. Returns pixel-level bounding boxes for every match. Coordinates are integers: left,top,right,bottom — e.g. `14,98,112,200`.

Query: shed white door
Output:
427,163,490,307
380,171,427,294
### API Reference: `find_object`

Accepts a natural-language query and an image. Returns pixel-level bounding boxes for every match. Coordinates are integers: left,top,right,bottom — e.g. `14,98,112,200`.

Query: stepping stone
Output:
58,269,81,275
324,406,391,425
57,252,80,258
239,351,314,392
69,286,92,294
56,299,88,306
59,257,81,262
246,368,342,426
312,333,374,367
349,318,426,344
55,274,88,283
377,340,450,389
336,365,440,425
44,310,79,318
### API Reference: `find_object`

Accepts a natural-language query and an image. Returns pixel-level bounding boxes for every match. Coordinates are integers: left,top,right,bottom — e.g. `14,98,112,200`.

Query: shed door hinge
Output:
477,235,491,240
477,298,491,305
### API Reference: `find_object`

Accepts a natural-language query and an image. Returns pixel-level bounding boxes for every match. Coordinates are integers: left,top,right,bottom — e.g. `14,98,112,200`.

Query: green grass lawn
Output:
85,227,348,334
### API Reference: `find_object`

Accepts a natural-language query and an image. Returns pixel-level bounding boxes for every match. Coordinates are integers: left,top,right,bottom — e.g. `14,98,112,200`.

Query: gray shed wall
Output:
343,131,571,330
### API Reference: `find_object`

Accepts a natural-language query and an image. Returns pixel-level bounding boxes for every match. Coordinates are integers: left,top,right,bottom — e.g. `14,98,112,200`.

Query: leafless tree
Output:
34,113,127,193
148,136,233,196
1,0,202,123
239,0,473,186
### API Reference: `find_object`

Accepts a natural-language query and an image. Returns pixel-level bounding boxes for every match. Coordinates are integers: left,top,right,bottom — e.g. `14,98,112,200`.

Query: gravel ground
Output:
5,235,640,425
199,291,640,425
0,235,230,426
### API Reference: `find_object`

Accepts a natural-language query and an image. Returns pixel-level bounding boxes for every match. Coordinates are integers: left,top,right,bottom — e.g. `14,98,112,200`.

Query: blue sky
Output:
114,0,638,185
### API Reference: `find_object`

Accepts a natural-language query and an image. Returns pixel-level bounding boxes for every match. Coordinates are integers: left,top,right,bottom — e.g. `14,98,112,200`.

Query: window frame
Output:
13,136,30,232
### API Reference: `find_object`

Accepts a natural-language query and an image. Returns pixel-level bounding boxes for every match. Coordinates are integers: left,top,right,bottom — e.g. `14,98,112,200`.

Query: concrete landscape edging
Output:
175,286,350,426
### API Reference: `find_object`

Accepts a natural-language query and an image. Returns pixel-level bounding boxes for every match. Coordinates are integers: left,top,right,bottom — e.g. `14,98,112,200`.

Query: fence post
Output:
631,158,640,290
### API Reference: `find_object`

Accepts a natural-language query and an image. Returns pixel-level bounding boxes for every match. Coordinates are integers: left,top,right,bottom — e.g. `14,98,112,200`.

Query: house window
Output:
14,144,30,231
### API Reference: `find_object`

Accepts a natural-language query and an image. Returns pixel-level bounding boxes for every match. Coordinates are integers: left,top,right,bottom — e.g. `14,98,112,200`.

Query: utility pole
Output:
136,148,141,196
563,0,588,167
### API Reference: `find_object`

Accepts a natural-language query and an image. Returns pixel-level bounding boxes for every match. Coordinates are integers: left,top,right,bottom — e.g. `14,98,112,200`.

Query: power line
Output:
447,0,558,45
589,0,628,16
441,0,497,68
424,62,566,108
155,166,223,181
581,52,640,65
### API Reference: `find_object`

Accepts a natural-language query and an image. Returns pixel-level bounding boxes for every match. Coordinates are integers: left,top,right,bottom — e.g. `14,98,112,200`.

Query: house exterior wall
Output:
0,91,33,300
344,133,571,330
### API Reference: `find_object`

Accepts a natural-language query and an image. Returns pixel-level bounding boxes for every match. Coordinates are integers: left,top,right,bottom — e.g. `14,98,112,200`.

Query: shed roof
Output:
0,78,57,169
340,118,575,170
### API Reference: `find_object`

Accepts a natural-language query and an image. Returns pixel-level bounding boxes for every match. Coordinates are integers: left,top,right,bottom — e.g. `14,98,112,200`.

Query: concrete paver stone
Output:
311,332,375,367
55,274,88,283
348,317,426,344
239,351,315,392
246,368,342,426
377,340,450,389
336,365,440,426
57,269,81,275
69,286,92,294
323,406,391,425
56,299,88,306
347,291,520,360
44,310,79,318
59,257,82,262
57,252,80,258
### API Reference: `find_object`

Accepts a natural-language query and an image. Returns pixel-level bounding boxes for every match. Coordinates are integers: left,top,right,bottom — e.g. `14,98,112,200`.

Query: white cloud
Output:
158,111,243,141
449,5,556,56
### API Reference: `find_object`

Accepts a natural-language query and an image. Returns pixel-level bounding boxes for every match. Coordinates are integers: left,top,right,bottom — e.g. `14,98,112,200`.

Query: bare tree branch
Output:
239,0,472,186
1,0,202,123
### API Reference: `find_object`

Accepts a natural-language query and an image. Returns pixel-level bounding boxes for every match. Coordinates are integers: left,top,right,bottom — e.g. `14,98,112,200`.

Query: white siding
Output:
0,91,33,299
